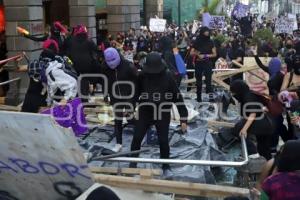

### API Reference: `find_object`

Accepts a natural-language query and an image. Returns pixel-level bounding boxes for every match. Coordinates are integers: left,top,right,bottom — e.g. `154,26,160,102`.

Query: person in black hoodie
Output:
233,13,253,38
63,25,100,101
159,35,181,86
130,52,188,170
191,27,217,102
103,47,138,152
230,80,274,160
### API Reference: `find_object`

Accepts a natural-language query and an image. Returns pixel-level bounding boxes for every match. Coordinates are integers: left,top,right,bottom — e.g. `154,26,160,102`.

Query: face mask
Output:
286,44,292,49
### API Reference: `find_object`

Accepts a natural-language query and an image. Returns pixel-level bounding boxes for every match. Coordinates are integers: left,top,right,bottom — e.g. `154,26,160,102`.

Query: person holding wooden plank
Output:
190,26,217,102
230,80,274,160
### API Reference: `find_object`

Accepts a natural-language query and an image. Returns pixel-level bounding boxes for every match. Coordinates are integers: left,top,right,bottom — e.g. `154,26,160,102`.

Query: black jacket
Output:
63,34,100,74
137,70,188,123
103,58,138,106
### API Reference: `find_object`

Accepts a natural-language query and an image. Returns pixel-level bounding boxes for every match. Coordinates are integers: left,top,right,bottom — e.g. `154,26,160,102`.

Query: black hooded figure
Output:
230,80,274,160
63,25,100,102
159,35,181,86
191,26,217,102
130,52,188,170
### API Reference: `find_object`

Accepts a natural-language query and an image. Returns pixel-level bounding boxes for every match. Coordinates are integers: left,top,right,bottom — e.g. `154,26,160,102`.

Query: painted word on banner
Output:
149,18,167,32
0,111,94,200
209,16,226,29
275,18,295,34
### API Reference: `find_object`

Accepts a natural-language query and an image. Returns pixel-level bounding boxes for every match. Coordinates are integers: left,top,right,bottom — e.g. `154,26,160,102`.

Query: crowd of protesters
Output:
2,12,299,199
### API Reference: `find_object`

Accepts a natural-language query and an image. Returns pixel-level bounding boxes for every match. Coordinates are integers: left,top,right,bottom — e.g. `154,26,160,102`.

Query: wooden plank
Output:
0,111,94,200
207,120,235,128
0,97,5,104
94,174,250,198
0,104,21,111
90,167,161,176
243,57,270,94
212,76,230,90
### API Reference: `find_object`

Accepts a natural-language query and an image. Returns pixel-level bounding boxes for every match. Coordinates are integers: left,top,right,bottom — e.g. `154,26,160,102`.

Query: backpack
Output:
53,56,78,80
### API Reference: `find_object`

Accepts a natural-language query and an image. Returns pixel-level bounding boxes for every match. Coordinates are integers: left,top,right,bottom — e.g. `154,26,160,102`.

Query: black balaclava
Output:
277,140,300,172
197,26,210,42
230,80,250,103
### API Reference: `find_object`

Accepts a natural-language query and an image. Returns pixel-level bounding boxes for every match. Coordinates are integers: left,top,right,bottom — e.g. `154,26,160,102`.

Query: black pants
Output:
195,62,213,102
271,115,291,149
233,115,274,160
114,104,134,145
131,108,171,169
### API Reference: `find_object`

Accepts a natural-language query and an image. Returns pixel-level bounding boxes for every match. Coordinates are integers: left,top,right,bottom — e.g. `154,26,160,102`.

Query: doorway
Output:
43,0,70,26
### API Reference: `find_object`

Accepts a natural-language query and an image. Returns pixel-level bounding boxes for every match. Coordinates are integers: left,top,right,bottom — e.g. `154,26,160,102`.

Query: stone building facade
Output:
2,0,163,104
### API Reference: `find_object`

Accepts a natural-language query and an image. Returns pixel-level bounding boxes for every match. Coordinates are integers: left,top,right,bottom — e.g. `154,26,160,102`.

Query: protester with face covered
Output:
136,36,150,53
230,80,274,160
21,21,68,51
103,47,138,152
252,48,292,150
261,140,300,200
130,52,188,171
63,25,100,102
191,26,217,102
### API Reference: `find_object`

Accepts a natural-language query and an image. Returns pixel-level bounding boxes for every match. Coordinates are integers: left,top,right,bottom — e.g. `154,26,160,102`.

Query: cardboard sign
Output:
149,18,166,32
192,20,199,34
232,2,250,19
275,17,295,34
287,13,298,31
209,16,226,29
244,57,270,95
202,12,211,27
0,111,94,200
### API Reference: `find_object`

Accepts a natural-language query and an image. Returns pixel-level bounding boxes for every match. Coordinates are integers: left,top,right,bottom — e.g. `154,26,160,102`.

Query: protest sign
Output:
149,18,166,32
192,20,199,34
202,12,211,27
275,17,295,34
0,111,93,200
244,57,270,95
231,2,250,19
288,13,298,30
209,16,226,29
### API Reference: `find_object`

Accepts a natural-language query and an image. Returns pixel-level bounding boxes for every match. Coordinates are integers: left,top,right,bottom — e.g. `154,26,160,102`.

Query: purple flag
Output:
41,98,88,137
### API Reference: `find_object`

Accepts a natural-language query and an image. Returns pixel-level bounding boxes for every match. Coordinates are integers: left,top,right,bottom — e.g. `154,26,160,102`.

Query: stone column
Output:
144,0,164,25
106,0,140,35
4,0,44,105
69,0,97,41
